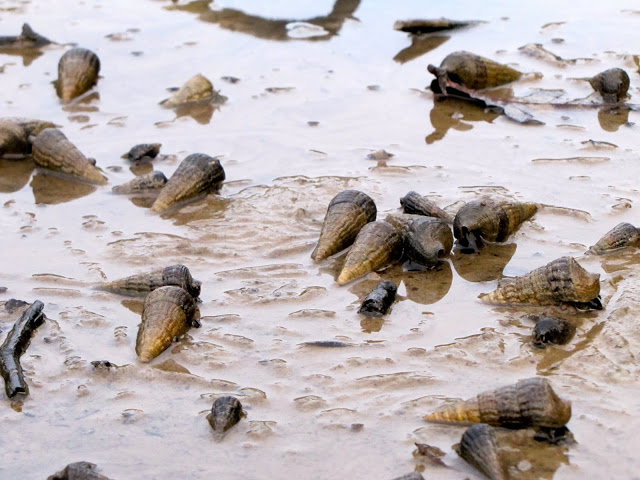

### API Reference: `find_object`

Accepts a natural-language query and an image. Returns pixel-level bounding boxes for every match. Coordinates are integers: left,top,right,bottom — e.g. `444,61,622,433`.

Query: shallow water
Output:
1,1,640,479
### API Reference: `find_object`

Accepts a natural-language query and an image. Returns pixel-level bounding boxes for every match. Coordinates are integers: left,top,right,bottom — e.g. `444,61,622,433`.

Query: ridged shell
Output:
0,120,28,157
98,264,201,299
532,316,575,348
337,220,403,285
32,128,107,185
424,377,572,429
160,73,214,108
151,153,225,213
358,280,397,317
400,191,452,222
112,171,168,194
385,213,452,267
206,396,245,434
135,286,200,362
428,51,522,91
122,143,162,162
479,256,601,307
311,190,377,260
587,222,640,255
56,47,100,103
453,199,537,251
589,68,630,103
456,424,505,480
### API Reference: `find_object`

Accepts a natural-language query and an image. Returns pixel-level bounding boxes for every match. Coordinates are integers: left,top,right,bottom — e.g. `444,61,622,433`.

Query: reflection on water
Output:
0,157,34,193
597,106,630,132
30,171,97,205
61,92,100,114
450,242,517,283
172,101,217,124
426,96,500,144
166,0,360,41
393,35,449,64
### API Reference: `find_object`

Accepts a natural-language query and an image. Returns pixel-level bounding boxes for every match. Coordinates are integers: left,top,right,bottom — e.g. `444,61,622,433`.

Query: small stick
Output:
0,300,45,398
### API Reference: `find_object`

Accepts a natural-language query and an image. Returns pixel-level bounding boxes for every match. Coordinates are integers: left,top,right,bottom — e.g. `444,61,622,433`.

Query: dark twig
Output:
0,300,45,398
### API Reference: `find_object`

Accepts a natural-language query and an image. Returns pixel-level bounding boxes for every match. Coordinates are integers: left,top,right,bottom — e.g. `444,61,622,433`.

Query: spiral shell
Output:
122,143,162,162
206,396,245,434
337,220,403,285
532,316,575,348
385,213,452,267
135,286,200,362
453,199,537,251
456,424,505,480
160,74,215,108
32,128,107,185
0,120,28,157
587,222,640,255
112,171,168,194
151,153,225,213
56,47,100,103
428,51,522,91
98,264,201,299
424,377,571,429
400,191,452,222
311,190,377,260
479,256,601,308
589,68,630,103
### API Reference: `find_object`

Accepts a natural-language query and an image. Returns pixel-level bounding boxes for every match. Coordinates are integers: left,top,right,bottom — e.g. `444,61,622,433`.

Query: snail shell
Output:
112,171,168,194
206,396,245,434
453,199,537,251
532,316,575,348
122,143,162,162
160,73,214,108
311,190,377,260
337,220,403,285
479,256,601,308
424,377,572,429
358,280,397,317
32,128,107,185
400,191,453,223
587,222,640,255
456,424,505,480
151,153,225,213
386,213,453,268
428,51,522,91
0,120,28,157
589,68,630,103
55,47,100,103
98,264,201,299
135,286,200,362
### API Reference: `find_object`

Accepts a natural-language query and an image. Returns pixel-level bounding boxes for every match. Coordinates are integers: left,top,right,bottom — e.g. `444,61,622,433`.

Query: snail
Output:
531,315,575,348
589,68,630,103
311,190,377,260
0,118,58,158
150,153,225,213
479,256,601,309
453,199,537,252
424,377,572,429
358,280,397,317
32,128,107,185
455,424,505,480
586,222,640,255
55,47,100,103
385,213,452,268
206,396,245,435
121,143,162,163
0,23,53,50
160,73,222,108
400,191,452,222
135,286,200,362
112,171,168,194
97,264,201,299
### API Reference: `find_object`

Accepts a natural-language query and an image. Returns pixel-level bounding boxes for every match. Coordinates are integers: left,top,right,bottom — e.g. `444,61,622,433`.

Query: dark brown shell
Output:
456,424,505,480
589,68,630,103
32,128,107,185
122,143,162,162
587,222,640,255
400,191,452,222
98,264,201,299
135,286,200,362
112,171,168,194
151,153,225,213
56,47,100,103
479,256,601,307
47,461,111,480
206,396,245,434
532,316,575,348
337,220,403,285
0,120,28,157
358,280,397,317
453,199,537,251
428,51,522,91
311,190,377,260
424,377,572,429
406,217,453,267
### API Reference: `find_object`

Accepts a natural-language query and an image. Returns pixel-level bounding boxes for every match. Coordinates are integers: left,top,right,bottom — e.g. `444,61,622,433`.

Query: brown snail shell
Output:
112,171,168,194
456,424,506,480
206,396,245,434
97,264,202,299
428,51,522,92
453,199,537,251
385,213,452,268
337,220,403,285
160,73,215,108
587,222,640,255
532,315,575,348
32,128,107,185
400,191,452,222
589,68,630,103
135,286,200,362
55,47,100,103
424,377,571,429
121,143,162,162
151,153,225,213
479,256,601,308
311,190,377,260
0,120,28,157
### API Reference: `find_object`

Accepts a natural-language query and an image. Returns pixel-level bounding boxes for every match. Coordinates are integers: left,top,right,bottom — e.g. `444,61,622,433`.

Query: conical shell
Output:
32,128,107,185
206,396,245,434
456,424,505,480
160,74,214,108
479,256,600,307
311,190,377,260
425,377,571,429
589,68,630,103
112,171,168,194
135,286,200,362
406,217,453,267
587,222,640,255
98,264,202,299
453,199,537,250
151,153,225,213
400,191,452,222
337,220,403,285
56,47,100,103
430,51,522,90
0,120,28,157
